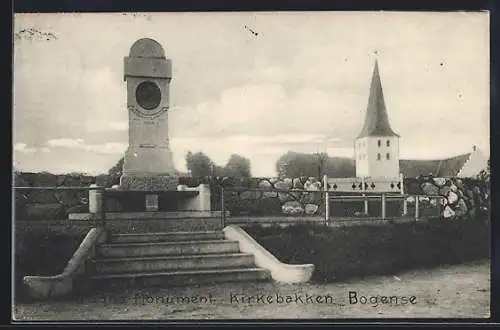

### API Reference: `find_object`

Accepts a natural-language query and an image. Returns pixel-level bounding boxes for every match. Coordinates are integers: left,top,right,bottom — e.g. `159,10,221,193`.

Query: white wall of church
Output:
457,147,489,178
355,137,369,177
355,136,400,178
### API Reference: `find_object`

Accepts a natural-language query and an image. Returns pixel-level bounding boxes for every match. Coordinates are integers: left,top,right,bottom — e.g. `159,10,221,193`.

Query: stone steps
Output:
91,267,271,289
90,229,272,288
97,240,240,258
92,253,255,274
110,231,225,243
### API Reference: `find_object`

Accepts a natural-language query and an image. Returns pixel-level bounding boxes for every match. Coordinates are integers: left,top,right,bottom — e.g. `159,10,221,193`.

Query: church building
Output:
355,60,400,179
353,60,488,179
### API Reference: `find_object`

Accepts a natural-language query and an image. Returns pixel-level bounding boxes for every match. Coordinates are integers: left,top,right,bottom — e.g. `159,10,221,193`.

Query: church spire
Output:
357,60,399,138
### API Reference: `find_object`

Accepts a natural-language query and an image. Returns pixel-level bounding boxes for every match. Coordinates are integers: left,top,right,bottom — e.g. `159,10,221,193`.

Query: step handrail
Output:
223,225,314,283
22,227,107,299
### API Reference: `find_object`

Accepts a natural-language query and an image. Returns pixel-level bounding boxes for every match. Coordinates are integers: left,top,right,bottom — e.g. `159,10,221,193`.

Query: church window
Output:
386,140,390,147
377,140,381,147
386,153,390,160
377,153,381,160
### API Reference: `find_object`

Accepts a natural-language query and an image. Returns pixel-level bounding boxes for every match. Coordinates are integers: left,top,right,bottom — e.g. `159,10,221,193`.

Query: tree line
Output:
107,151,356,179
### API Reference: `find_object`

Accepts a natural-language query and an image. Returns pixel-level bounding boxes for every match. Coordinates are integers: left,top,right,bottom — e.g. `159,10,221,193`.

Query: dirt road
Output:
13,260,490,320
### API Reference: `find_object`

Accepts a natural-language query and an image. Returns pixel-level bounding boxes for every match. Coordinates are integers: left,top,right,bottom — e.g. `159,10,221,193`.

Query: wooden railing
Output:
328,193,446,222
220,186,445,225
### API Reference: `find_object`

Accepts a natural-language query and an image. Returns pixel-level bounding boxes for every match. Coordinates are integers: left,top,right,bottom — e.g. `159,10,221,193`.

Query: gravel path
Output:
13,260,490,320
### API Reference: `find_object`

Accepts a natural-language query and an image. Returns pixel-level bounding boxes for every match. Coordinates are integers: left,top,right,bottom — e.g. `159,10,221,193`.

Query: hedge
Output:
244,220,490,282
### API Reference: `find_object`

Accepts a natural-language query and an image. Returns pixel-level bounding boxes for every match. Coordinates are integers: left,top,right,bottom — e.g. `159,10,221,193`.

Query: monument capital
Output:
124,38,172,81
129,38,166,58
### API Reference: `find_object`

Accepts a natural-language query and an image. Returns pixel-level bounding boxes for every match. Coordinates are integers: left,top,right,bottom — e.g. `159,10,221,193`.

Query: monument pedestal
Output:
119,174,180,191
86,184,212,214
118,174,180,212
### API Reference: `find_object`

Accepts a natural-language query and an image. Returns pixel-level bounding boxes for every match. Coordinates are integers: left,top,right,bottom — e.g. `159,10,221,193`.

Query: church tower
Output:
355,60,400,179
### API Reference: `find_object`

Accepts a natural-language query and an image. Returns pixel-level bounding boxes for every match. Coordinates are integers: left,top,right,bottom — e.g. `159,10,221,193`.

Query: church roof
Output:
399,153,471,178
357,60,400,139
320,153,472,178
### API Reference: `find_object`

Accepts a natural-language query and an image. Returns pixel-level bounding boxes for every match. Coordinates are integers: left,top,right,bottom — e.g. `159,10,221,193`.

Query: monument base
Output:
108,175,211,213
119,174,180,191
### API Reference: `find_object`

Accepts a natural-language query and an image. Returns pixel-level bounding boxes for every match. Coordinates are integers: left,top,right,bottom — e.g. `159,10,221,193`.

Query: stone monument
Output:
119,38,179,191
71,38,215,220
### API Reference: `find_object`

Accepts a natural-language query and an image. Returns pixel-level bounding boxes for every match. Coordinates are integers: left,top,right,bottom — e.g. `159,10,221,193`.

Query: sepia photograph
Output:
12,11,490,320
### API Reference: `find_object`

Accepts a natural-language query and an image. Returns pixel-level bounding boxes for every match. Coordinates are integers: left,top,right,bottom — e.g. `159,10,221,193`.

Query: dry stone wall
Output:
222,177,324,216
14,172,96,220
14,172,489,222
404,176,489,221
219,176,489,221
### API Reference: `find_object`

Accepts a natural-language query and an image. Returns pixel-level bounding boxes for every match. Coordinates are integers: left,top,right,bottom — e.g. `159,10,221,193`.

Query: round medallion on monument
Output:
135,81,162,110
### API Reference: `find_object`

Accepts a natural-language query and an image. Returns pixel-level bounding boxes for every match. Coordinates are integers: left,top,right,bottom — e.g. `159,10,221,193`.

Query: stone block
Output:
258,180,273,190
304,180,321,191
301,191,322,204
432,177,447,187
439,185,451,196
282,201,304,215
421,182,439,195
278,192,291,203
304,203,319,215
240,190,262,200
454,178,465,191
447,191,459,205
292,178,304,189
119,175,179,191
276,179,293,190
262,191,278,199
443,205,456,219
454,198,468,217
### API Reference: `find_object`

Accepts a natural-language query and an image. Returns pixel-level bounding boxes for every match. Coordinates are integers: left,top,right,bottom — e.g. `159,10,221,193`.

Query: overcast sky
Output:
13,11,489,176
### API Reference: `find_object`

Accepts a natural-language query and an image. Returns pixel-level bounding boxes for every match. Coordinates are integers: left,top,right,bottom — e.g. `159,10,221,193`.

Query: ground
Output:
13,260,490,320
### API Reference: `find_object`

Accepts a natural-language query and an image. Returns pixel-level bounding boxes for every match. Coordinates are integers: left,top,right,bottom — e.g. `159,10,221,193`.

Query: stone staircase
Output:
89,230,272,289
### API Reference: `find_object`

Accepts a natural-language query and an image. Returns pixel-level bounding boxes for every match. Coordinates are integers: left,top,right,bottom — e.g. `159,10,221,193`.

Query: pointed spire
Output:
357,60,399,138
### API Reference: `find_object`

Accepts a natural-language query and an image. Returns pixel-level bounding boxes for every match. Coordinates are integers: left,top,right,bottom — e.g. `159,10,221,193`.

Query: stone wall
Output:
221,177,324,217
13,172,489,222
14,172,97,220
13,173,222,220
404,176,490,221
218,176,489,221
